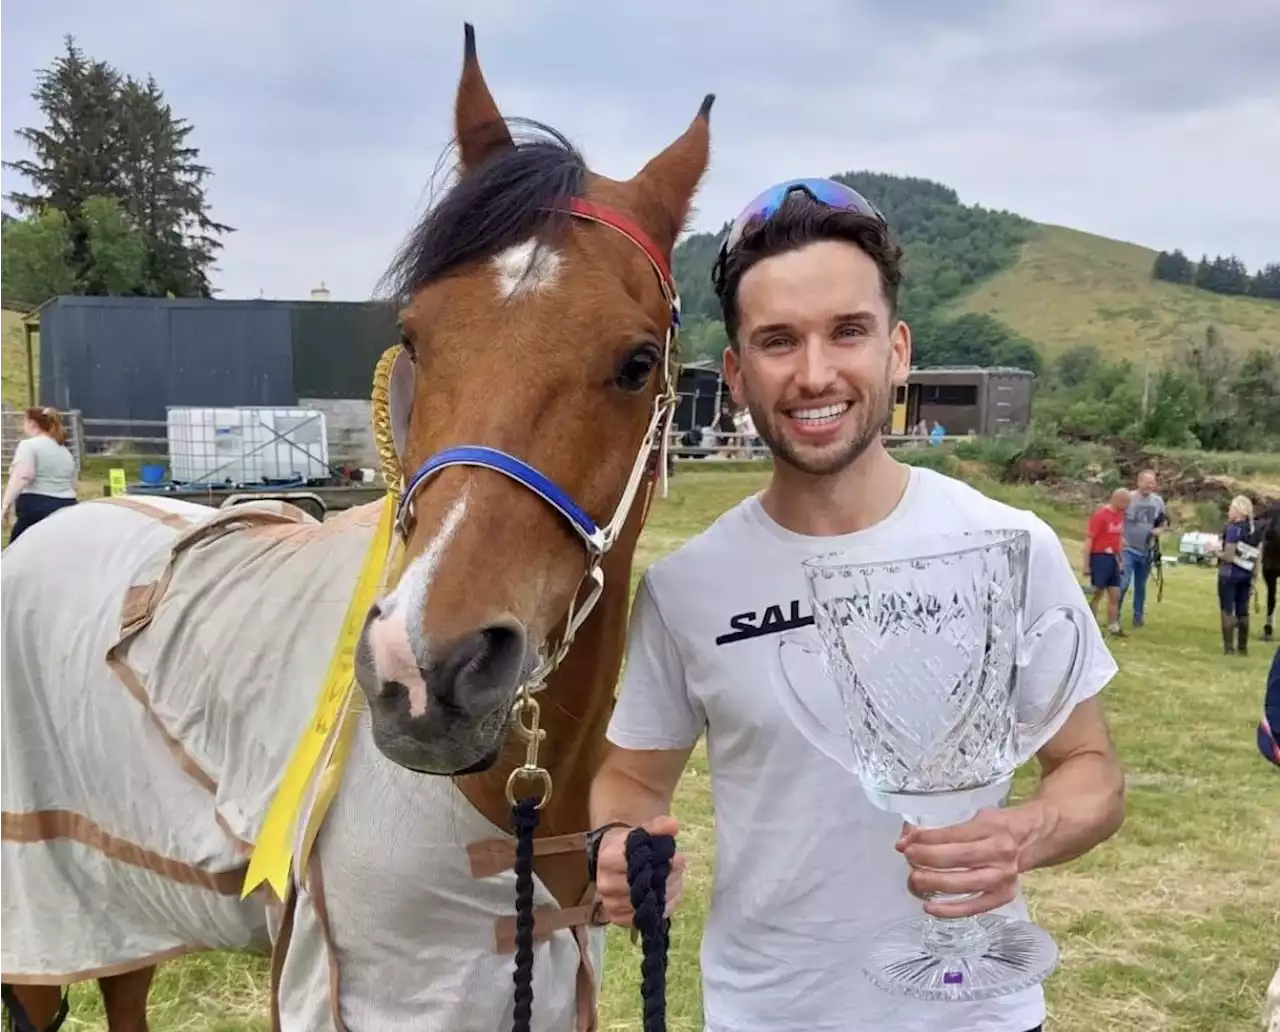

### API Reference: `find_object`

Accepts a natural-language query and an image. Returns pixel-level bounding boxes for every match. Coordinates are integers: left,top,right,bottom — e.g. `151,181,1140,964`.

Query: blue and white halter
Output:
393,197,682,691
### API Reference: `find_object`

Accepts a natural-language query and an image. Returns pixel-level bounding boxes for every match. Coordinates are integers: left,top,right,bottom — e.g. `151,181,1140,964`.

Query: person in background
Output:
928,419,946,446
1259,499,1279,643
1118,468,1168,629
1,407,78,543
1218,494,1259,656
1085,487,1131,637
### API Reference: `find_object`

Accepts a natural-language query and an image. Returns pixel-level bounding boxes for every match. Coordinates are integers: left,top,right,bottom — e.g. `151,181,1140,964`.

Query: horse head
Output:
354,24,713,775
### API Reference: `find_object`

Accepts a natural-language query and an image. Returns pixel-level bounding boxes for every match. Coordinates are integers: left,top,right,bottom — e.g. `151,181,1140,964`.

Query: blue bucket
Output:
140,464,166,485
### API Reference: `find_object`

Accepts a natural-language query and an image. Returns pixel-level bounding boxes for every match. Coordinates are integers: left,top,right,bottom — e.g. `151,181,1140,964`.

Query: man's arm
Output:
589,743,694,925
1019,697,1125,869
898,698,1124,917
589,742,692,831
588,570,703,925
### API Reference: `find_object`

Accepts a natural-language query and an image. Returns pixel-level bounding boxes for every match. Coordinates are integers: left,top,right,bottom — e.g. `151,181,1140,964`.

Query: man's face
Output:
722,240,910,477
1137,471,1157,495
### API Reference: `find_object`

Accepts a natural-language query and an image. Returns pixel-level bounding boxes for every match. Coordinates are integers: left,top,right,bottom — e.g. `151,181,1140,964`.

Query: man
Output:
586,179,1125,1032
1084,488,1130,637
1117,469,1168,628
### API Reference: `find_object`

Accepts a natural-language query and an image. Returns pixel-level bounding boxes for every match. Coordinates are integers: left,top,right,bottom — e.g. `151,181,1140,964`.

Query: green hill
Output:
670,172,1280,368
2,308,34,408
947,223,1280,361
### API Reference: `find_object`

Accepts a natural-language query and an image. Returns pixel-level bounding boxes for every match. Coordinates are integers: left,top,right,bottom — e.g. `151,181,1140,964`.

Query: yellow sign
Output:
242,489,398,899
108,468,128,496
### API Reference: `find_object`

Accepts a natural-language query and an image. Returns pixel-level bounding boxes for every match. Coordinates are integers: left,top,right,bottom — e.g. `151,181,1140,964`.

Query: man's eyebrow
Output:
831,309,880,327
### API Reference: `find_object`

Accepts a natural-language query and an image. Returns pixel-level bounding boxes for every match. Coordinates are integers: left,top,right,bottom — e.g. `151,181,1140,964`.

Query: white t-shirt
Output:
12,434,77,499
607,465,1118,1032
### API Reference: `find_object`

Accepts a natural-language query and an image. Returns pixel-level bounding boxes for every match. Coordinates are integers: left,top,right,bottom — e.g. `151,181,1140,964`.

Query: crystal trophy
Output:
774,528,1087,1001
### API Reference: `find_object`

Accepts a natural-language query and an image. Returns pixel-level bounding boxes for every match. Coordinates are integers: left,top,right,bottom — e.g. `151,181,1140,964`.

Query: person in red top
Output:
1085,488,1131,637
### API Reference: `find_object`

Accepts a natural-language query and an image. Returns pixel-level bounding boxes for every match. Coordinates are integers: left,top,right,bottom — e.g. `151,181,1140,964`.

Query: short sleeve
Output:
1016,518,1119,755
606,572,706,751
10,438,35,469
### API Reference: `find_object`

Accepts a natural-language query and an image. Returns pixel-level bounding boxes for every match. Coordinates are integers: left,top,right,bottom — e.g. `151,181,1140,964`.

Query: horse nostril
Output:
431,621,527,717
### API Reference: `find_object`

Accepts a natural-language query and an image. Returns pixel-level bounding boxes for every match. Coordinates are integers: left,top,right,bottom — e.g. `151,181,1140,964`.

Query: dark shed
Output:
673,360,723,434
36,297,399,428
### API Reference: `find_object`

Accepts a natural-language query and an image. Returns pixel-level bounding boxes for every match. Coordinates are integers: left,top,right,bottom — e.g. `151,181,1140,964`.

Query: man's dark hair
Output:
711,192,904,347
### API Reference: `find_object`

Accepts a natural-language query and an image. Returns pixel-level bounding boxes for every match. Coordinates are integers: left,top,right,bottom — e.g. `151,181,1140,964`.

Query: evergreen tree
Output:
115,75,233,297
1248,263,1280,300
3,36,124,288
3,35,231,298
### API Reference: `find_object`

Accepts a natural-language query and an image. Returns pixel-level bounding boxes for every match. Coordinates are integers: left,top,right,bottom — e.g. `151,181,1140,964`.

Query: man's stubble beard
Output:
743,379,892,478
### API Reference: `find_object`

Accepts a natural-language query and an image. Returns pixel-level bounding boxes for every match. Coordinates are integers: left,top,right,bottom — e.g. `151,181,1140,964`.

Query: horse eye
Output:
615,345,660,392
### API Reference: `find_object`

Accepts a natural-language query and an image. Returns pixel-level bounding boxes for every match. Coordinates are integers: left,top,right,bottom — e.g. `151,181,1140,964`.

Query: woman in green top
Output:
2,407,78,543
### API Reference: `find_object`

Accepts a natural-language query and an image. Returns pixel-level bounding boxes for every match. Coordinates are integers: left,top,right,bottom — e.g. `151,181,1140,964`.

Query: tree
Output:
3,35,232,298
1,196,149,302
1,207,75,305
80,196,147,295
1053,344,1101,388
1249,263,1280,300
3,37,124,288
114,75,232,297
911,312,1042,375
1152,249,1194,284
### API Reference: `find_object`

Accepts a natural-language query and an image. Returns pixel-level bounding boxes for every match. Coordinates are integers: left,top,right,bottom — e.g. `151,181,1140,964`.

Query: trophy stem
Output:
921,910,990,956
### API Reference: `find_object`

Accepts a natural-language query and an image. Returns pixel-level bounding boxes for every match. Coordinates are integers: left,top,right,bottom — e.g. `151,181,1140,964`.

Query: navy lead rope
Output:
509,801,673,1032
625,827,674,1032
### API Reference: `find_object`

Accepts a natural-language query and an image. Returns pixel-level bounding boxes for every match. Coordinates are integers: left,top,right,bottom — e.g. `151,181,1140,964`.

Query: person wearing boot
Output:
1260,499,1279,643
1217,495,1259,656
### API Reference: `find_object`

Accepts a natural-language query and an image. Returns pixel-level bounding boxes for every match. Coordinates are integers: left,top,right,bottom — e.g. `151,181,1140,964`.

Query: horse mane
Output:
382,119,588,303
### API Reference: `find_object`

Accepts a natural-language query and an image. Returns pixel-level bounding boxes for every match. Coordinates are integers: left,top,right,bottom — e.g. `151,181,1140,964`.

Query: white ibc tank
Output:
166,406,330,485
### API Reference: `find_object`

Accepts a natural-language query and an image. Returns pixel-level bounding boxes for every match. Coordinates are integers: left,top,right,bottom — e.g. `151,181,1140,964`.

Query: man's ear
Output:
890,319,912,385
722,344,746,408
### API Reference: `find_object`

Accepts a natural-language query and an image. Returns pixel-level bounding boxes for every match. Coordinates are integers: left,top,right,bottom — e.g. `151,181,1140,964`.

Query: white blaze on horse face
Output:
370,486,470,718
492,239,563,299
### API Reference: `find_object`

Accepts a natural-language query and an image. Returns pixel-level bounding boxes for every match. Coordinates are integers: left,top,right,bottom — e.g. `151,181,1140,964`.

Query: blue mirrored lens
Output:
723,177,882,253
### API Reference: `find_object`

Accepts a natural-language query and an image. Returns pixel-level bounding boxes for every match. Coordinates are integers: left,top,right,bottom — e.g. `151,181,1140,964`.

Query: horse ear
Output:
455,23,514,173
629,95,715,253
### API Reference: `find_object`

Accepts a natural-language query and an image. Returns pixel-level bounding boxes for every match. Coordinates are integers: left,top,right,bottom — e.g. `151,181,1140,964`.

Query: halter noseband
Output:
393,197,681,690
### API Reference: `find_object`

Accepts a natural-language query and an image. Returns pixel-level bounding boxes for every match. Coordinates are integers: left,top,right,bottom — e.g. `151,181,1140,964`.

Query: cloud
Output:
2,0,1276,301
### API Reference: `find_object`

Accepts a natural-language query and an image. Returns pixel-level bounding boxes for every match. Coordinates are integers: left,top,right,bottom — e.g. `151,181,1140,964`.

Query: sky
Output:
3,0,1278,302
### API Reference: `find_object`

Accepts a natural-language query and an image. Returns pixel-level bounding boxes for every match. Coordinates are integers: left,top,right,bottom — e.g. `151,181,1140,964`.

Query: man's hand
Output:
594,815,688,926
895,803,1054,919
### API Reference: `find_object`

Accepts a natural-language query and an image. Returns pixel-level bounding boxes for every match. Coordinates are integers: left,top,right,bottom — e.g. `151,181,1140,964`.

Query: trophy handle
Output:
773,632,856,775
1014,603,1088,756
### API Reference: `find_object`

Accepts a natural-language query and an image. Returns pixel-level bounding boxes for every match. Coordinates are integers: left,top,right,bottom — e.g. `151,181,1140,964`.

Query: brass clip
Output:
505,690,553,809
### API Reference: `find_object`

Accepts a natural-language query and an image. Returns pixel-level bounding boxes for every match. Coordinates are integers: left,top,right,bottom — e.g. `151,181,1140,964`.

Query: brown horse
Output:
0,23,712,1032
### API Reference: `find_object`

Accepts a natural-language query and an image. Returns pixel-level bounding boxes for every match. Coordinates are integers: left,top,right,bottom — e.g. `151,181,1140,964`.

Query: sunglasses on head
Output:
718,177,886,259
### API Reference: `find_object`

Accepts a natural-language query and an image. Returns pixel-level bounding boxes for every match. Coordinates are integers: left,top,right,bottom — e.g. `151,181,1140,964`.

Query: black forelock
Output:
381,118,588,304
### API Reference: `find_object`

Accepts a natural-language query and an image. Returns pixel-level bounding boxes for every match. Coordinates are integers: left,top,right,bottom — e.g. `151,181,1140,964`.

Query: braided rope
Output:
510,798,540,1032
626,828,674,1032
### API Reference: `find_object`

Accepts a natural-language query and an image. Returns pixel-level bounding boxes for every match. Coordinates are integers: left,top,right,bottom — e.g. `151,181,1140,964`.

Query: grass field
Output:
42,466,1277,1031
2,308,35,408
948,224,1280,363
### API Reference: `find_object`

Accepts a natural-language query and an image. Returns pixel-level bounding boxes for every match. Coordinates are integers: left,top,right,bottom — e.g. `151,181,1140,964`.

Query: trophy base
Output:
862,912,1059,1002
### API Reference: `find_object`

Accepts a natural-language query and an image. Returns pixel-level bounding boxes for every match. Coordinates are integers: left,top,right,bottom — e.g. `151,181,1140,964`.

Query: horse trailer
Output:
889,366,1034,437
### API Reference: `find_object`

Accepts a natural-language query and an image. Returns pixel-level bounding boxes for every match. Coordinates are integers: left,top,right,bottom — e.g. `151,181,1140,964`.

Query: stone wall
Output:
300,397,377,469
